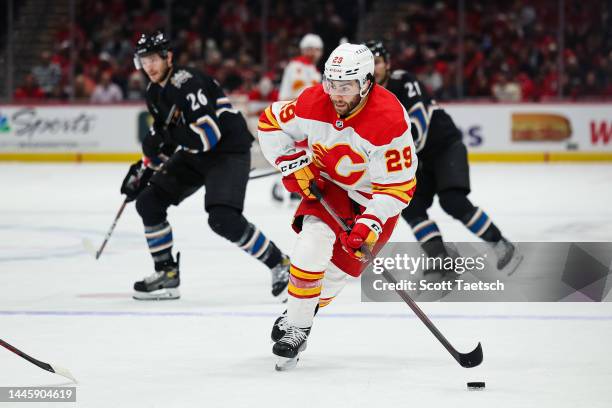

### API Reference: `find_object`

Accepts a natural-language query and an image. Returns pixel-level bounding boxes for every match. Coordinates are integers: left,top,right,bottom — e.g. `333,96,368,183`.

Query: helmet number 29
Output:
385,146,412,172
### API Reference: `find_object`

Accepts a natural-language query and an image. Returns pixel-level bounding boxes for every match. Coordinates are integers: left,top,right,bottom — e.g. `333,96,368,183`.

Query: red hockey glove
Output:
275,151,324,200
340,214,383,260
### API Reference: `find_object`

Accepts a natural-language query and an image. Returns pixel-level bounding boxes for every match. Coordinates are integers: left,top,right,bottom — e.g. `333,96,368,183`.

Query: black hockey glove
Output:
120,160,154,202
142,125,167,159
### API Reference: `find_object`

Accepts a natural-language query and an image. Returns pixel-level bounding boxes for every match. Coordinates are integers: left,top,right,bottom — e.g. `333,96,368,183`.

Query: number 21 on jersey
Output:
405,81,422,98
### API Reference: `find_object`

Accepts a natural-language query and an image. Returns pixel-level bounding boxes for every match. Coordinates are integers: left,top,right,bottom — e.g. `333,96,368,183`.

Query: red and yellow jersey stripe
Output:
371,178,417,204
318,297,335,308
288,284,322,299
287,264,323,299
289,264,324,281
257,106,281,132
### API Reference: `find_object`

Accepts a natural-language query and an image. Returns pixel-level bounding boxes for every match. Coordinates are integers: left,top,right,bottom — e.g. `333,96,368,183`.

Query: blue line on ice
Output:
0,310,611,320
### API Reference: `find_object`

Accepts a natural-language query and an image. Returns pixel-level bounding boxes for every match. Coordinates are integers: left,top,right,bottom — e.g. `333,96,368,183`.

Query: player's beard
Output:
157,64,173,85
146,62,172,85
332,94,362,117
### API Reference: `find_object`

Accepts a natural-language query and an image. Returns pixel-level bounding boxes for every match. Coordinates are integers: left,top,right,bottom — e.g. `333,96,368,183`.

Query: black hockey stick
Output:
310,184,483,368
84,198,128,260
0,338,77,383
249,167,279,180
84,105,179,259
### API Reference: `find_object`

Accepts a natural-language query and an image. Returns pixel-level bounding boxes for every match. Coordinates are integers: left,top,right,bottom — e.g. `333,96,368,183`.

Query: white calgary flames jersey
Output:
278,56,322,100
258,84,417,225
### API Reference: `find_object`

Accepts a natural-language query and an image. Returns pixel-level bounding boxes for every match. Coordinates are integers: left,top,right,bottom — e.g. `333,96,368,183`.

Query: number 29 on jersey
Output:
385,146,412,172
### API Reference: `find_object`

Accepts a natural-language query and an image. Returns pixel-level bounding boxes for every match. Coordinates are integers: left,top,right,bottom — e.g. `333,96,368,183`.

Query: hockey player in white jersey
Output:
258,43,417,370
278,33,323,100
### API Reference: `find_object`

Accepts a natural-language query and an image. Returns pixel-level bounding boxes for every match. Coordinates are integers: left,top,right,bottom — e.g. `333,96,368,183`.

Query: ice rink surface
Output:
1,163,611,408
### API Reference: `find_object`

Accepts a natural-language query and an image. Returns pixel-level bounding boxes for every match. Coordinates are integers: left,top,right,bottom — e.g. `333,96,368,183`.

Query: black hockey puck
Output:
467,382,485,390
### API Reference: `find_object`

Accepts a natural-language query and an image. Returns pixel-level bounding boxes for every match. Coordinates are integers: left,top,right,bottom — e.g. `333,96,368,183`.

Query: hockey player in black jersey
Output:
366,40,522,275
120,31,289,300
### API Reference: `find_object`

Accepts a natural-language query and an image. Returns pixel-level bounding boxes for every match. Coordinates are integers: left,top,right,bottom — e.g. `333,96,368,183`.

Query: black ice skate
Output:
273,325,310,371
271,311,289,343
270,255,290,298
492,238,523,275
271,305,319,343
133,253,181,300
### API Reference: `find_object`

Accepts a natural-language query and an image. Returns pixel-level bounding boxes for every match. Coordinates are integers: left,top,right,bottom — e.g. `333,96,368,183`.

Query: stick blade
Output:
458,342,483,368
50,364,78,383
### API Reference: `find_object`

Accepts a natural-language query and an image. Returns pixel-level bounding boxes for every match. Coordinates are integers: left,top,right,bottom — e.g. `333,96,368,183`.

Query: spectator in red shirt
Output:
517,72,536,101
248,75,278,102
13,74,46,101
539,62,560,100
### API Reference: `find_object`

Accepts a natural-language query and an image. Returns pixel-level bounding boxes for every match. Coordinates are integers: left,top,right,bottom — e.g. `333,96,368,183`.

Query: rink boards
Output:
0,102,610,162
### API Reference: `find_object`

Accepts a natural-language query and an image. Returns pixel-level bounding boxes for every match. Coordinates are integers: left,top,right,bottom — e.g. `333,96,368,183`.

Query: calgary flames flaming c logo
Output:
312,143,366,185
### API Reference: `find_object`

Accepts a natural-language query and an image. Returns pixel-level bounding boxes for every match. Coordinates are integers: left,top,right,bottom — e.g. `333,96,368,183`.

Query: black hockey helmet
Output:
133,31,171,69
365,40,390,63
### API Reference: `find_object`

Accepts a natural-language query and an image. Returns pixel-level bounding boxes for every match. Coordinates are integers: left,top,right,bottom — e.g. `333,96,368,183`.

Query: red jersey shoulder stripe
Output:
258,105,281,132
372,178,417,204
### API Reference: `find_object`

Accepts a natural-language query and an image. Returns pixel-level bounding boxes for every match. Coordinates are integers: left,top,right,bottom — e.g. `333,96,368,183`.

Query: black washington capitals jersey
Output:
386,70,461,157
145,65,253,154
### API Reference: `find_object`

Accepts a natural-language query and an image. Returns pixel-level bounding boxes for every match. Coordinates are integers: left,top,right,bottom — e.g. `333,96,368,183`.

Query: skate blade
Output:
133,288,180,301
275,356,300,371
274,342,307,371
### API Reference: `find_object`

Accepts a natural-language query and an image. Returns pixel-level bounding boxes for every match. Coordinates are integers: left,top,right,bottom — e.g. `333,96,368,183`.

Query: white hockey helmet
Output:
299,33,323,50
323,43,375,97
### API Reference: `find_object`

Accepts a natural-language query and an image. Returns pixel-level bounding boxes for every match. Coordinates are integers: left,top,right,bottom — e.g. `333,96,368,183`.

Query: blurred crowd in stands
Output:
388,0,612,101
13,0,611,103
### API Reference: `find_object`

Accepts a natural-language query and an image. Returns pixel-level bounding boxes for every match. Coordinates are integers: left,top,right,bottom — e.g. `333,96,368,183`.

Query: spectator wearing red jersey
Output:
249,75,279,102
14,74,45,101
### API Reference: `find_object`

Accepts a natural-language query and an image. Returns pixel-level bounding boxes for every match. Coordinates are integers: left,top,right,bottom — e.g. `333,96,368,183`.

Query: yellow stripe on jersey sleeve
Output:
371,178,417,204
257,106,282,132
290,265,324,281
